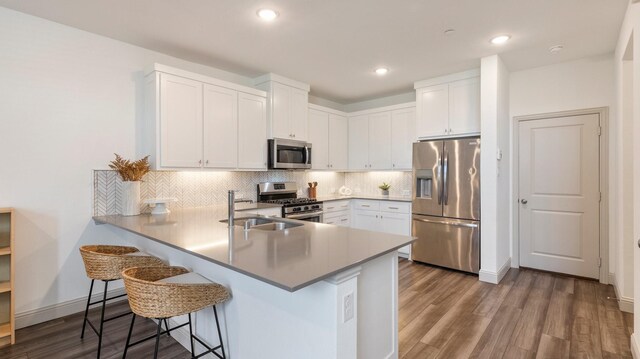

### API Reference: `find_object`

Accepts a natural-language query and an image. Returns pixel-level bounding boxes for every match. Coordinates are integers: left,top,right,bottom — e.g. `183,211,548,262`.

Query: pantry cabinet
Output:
143,64,267,171
414,69,480,140
255,74,310,141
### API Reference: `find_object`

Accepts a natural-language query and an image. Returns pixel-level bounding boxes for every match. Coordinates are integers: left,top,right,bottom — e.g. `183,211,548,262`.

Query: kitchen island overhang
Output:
93,206,414,359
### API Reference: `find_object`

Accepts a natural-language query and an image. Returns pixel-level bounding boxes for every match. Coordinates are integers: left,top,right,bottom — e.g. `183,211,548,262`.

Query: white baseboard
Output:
479,258,511,284
610,272,634,313
16,286,127,330
631,333,640,359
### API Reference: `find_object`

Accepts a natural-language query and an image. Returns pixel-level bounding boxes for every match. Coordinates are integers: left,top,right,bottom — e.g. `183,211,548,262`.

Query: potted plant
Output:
378,182,391,197
109,154,150,216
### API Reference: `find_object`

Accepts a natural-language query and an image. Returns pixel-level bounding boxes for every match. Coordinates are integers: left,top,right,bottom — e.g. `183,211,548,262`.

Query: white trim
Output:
479,258,511,284
253,73,310,91
15,287,127,330
144,63,267,97
611,272,635,313
347,102,416,117
308,103,348,116
414,68,480,89
511,107,610,283
632,333,640,359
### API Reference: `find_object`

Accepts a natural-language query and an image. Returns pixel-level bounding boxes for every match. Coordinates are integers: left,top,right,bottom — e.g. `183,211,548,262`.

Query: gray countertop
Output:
93,206,414,292
316,195,412,203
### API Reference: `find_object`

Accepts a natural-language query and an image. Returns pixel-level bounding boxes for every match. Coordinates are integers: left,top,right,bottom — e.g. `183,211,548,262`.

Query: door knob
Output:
521,199,528,204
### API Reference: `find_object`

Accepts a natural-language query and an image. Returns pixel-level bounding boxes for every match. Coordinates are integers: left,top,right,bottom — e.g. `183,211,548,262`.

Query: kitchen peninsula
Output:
93,205,413,359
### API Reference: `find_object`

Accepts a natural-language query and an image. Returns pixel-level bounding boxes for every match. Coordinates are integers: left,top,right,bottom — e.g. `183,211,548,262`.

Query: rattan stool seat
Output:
80,245,165,281
122,266,230,319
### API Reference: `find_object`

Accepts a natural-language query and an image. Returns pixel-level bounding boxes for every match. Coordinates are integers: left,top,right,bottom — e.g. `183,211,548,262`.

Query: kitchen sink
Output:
220,217,303,231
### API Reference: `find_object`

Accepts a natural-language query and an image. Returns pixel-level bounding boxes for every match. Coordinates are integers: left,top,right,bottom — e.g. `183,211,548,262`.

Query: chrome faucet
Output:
228,190,235,227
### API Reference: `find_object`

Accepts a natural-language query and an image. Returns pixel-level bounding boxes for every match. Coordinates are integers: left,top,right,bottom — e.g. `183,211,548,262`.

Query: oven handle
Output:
286,211,323,219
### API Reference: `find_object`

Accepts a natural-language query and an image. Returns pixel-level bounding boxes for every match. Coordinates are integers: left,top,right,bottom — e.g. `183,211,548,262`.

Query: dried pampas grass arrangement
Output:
109,154,150,182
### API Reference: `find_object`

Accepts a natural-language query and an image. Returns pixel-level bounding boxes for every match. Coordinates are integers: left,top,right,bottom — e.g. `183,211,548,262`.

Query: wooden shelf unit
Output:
0,208,14,347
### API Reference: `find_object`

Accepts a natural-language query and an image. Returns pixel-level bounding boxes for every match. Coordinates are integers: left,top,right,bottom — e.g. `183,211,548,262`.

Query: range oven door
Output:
285,211,323,223
268,138,312,169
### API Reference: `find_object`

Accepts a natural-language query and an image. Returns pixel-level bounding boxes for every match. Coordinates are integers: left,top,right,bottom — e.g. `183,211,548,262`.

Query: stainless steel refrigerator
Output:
411,137,481,273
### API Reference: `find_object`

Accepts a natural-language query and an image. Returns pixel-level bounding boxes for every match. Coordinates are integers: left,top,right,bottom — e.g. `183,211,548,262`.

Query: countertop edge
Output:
93,216,414,292
317,196,412,203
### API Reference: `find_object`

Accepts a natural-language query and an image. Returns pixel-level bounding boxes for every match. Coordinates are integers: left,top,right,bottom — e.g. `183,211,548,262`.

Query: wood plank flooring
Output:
399,259,634,359
0,259,633,358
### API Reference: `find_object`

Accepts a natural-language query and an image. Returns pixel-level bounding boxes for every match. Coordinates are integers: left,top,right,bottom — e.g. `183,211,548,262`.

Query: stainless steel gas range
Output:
257,182,323,222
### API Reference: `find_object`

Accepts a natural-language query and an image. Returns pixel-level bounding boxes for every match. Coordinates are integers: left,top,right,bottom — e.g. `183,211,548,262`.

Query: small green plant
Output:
378,182,391,191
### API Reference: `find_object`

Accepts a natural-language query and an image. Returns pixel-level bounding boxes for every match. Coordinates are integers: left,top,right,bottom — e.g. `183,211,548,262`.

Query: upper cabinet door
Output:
416,84,449,139
329,114,349,170
391,108,416,170
368,111,392,170
290,88,308,141
448,77,480,135
238,93,267,169
348,115,369,170
159,73,203,168
270,82,291,139
308,108,329,170
203,84,238,169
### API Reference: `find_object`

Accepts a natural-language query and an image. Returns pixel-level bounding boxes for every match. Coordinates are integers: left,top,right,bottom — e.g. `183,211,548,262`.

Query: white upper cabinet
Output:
348,114,370,170
368,111,392,170
414,69,480,139
238,93,267,169
416,84,449,138
328,113,348,171
448,77,480,135
159,73,203,168
391,108,416,170
143,64,267,171
203,84,238,168
308,106,349,171
347,104,415,171
255,74,310,141
308,108,330,170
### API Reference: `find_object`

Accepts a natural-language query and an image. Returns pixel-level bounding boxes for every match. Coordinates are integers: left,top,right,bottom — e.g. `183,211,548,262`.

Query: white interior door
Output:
519,114,600,278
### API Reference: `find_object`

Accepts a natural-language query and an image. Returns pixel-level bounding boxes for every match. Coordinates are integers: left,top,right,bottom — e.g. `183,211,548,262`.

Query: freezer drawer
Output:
410,214,480,273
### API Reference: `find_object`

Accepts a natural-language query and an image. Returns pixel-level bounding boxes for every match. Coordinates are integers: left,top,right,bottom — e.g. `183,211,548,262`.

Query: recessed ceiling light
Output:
375,67,389,75
444,29,456,36
257,8,279,21
549,45,564,53
490,35,511,45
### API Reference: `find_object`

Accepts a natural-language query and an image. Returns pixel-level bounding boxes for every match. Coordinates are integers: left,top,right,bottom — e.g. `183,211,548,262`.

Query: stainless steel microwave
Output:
268,138,312,169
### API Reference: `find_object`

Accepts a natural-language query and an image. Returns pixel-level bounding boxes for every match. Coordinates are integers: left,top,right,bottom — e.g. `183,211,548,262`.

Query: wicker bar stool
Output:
79,245,166,359
121,266,231,359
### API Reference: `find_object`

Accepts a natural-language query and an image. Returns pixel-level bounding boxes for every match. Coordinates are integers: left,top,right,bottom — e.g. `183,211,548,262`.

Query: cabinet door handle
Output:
388,207,399,210
327,207,335,210
198,160,202,165
205,160,209,165
341,218,348,222
362,205,370,207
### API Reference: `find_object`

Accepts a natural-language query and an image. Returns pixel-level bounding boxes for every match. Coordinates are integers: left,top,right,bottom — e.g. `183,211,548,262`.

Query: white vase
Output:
121,181,141,216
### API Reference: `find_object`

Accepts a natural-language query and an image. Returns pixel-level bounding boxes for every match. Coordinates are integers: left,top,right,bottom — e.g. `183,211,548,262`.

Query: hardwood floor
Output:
0,260,633,358
398,259,634,359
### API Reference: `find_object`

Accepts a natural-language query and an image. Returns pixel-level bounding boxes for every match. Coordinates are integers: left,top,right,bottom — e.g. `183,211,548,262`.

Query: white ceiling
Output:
0,0,628,104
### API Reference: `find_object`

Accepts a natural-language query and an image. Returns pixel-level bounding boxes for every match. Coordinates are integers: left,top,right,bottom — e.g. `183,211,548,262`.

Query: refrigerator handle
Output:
443,151,449,205
437,156,443,205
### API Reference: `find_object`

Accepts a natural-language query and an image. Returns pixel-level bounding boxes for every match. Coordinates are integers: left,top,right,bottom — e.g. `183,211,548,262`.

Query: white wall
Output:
0,7,261,321
510,54,615,118
613,1,640,352
479,55,511,283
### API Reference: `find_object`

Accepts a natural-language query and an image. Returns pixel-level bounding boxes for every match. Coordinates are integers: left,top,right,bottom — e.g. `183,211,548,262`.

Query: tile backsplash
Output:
93,170,412,216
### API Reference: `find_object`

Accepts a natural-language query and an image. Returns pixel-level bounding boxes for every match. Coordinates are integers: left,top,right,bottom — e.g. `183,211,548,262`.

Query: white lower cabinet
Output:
346,200,412,257
323,200,351,227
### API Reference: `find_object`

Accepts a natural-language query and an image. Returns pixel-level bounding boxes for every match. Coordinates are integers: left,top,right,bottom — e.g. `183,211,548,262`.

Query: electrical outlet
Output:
402,189,410,197
343,292,354,323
